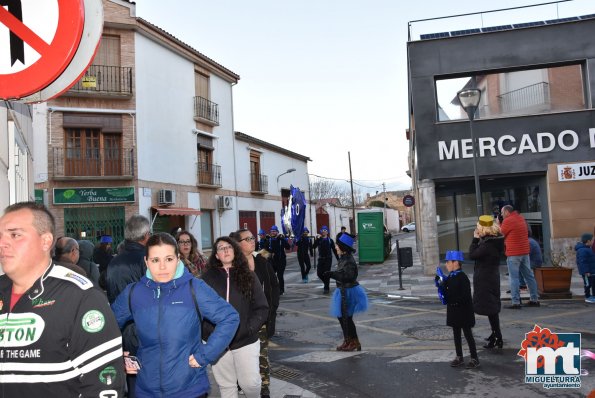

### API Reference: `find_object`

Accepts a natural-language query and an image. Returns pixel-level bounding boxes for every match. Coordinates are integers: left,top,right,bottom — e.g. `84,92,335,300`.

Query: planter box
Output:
533,267,573,299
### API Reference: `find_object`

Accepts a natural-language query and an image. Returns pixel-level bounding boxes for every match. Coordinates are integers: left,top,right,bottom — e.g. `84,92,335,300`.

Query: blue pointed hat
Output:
338,233,354,248
320,225,329,233
270,225,279,232
445,250,464,262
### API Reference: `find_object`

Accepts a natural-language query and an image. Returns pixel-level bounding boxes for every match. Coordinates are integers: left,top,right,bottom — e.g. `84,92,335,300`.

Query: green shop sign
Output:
54,187,135,205
34,189,45,204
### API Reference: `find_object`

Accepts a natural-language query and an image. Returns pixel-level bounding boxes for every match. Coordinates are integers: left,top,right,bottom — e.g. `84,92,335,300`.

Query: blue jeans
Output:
507,254,539,304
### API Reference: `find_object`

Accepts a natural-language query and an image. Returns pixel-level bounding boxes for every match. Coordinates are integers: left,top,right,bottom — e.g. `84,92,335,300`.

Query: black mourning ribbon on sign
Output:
1,0,24,66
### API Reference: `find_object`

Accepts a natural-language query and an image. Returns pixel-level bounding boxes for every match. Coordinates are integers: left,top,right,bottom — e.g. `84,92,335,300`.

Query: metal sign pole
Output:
397,239,404,290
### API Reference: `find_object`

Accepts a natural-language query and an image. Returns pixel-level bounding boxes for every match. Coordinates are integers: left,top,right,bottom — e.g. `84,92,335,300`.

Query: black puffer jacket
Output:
329,253,359,288
469,235,505,316
253,253,280,337
201,267,269,350
105,240,146,304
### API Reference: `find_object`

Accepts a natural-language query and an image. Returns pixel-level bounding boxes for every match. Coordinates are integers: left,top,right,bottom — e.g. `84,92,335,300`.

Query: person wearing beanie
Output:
267,225,290,295
77,239,101,285
313,226,339,294
325,233,368,351
576,233,595,303
440,250,479,369
468,215,505,350
256,229,268,252
296,228,314,283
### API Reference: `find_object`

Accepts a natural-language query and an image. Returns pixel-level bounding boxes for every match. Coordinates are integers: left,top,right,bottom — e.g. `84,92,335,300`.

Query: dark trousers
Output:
583,275,595,298
297,252,311,279
127,374,136,398
452,326,478,359
317,257,332,290
273,259,286,294
488,313,502,339
338,316,358,340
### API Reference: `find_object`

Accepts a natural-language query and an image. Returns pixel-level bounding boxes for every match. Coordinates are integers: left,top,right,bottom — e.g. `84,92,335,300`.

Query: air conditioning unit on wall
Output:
218,195,233,210
158,189,176,205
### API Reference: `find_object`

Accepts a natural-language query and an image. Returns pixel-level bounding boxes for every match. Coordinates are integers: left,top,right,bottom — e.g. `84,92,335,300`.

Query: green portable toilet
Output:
357,210,385,263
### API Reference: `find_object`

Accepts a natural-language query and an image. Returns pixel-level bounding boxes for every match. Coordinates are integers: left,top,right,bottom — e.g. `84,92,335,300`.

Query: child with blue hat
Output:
437,250,479,369
325,233,368,351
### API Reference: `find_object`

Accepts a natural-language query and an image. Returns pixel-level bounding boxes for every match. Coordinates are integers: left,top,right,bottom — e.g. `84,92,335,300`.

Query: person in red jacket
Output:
500,205,540,309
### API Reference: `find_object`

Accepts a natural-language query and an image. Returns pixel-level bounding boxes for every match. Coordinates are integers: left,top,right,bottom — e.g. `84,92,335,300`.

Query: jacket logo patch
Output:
0,313,45,347
99,391,119,398
65,272,89,286
82,310,105,333
99,365,118,385
171,301,184,305
31,298,56,308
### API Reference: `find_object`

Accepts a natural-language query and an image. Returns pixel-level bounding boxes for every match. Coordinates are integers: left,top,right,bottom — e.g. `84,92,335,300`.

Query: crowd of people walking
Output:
3,200,593,395
0,199,368,398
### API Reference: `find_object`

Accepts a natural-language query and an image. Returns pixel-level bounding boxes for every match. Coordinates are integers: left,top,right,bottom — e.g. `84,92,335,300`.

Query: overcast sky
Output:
134,0,593,193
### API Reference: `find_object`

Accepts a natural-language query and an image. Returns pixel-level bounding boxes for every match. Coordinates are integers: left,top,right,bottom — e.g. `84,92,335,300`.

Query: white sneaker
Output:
585,297,595,303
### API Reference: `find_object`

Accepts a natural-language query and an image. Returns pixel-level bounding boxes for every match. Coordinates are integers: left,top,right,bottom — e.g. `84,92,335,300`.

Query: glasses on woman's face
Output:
178,240,191,245
239,236,255,242
216,245,233,253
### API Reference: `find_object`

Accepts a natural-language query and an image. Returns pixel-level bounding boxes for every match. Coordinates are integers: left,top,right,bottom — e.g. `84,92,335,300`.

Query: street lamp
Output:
276,168,296,184
457,88,483,217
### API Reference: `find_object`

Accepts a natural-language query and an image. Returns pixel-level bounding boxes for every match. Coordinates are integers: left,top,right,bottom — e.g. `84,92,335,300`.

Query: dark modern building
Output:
407,7,595,274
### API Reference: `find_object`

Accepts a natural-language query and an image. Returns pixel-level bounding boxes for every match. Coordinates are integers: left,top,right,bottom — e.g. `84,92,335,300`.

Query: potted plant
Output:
533,247,573,299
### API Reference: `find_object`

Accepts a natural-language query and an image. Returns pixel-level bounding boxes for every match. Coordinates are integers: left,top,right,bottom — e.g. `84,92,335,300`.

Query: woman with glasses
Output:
176,230,207,277
230,229,279,398
202,237,269,398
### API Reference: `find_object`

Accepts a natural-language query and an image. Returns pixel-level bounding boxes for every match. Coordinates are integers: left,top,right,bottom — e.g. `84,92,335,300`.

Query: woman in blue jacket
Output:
111,233,239,398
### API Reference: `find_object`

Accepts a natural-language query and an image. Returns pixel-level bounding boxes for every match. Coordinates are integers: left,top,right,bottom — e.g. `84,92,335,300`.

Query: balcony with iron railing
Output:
197,162,222,188
250,173,268,194
51,147,134,180
497,82,550,114
194,96,219,125
68,65,133,97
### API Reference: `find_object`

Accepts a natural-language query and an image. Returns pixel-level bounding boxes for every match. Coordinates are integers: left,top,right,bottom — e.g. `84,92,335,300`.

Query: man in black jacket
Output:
0,202,125,397
267,225,290,295
297,228,314,283
314,226,339,294
106,214,150,397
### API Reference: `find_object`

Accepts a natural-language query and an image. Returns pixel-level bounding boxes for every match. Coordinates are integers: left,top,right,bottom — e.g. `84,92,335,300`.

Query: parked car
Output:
401,222,416,233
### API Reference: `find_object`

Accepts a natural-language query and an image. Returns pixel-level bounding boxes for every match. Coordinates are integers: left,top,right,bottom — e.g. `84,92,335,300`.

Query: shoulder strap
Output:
128,282,137,314
189,279,203,323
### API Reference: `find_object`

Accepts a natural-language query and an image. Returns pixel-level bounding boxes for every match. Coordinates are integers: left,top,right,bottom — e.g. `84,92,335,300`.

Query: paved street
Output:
208,233,595,398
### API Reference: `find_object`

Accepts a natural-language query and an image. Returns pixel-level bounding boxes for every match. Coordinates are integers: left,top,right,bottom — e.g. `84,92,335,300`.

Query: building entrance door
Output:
436,179,544,260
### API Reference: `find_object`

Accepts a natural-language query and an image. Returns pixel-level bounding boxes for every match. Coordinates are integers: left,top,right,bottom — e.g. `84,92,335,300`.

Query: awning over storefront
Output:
151,207,202,216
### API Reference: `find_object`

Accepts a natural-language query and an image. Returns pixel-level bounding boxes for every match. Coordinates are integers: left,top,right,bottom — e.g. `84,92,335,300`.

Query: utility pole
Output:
383,182,388,226
348,152,356,232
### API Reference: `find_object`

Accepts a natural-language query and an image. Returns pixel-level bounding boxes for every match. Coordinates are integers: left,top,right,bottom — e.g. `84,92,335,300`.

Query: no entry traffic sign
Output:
0,0,85,99
403,194,415,207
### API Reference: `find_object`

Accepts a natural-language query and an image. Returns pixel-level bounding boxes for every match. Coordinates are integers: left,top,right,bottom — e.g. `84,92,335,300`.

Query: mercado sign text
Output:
438,128,595,161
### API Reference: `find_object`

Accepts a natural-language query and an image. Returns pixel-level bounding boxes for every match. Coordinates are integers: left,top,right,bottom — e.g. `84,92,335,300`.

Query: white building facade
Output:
32,0,312,251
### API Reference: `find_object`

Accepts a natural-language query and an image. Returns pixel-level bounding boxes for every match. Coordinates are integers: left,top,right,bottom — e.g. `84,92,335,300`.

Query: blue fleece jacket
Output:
111,265,239,397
